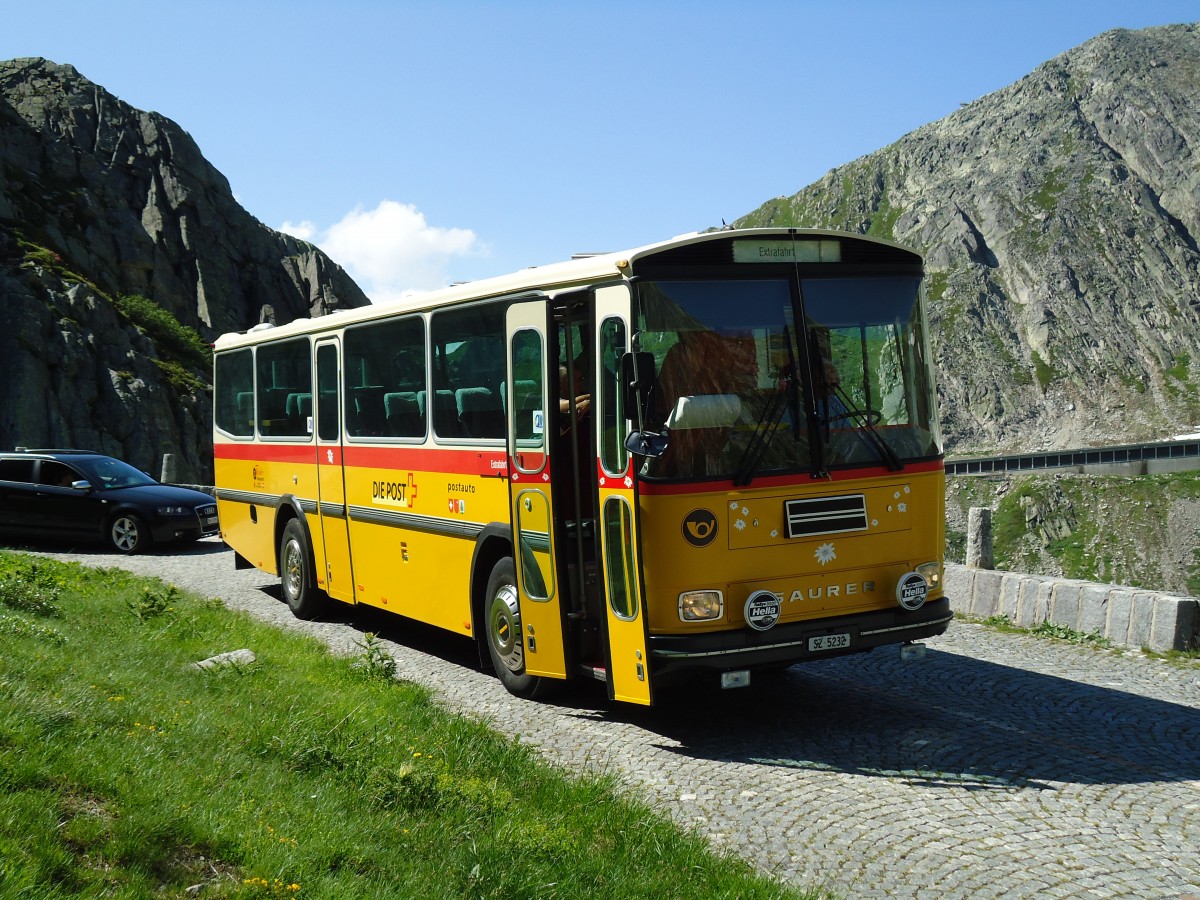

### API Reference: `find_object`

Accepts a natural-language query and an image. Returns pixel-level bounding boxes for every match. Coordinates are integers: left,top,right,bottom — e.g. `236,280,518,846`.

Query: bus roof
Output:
212,227,920,351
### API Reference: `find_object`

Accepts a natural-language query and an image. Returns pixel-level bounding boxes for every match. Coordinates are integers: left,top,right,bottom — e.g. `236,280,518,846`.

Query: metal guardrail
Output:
946,438,1200,476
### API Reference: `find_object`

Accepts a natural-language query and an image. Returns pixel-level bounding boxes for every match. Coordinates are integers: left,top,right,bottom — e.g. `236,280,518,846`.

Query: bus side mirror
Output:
625,430,667,459
620,351,656,421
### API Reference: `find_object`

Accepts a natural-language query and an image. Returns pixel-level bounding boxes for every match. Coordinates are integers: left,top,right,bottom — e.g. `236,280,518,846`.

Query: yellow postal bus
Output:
212,228,950,706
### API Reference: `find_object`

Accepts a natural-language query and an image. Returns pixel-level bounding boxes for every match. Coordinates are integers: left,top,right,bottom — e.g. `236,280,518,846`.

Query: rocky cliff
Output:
0,58,369,482
736,24,1200,456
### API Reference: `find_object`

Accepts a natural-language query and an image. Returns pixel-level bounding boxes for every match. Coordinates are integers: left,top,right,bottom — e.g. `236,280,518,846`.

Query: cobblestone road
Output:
25,538,1200,899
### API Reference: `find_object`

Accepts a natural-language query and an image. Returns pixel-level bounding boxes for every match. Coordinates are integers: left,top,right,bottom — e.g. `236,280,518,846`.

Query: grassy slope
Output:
0,552,816,899
945,470,1200,596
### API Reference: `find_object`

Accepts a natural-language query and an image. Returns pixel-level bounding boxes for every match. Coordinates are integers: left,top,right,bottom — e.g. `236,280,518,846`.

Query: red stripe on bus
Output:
636,458,945,495
214,441,511,477
213,443,316,464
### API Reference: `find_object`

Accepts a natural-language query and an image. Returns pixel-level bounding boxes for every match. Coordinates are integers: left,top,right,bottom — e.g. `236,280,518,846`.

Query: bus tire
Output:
484,556,546,698
280,518,328,620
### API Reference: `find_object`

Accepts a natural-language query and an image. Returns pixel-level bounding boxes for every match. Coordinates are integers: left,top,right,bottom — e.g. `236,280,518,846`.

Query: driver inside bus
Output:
651,330,745,477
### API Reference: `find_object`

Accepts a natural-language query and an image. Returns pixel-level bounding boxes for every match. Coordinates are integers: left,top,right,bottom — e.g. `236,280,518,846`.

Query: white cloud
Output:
278,201,484,302
279,219,318,242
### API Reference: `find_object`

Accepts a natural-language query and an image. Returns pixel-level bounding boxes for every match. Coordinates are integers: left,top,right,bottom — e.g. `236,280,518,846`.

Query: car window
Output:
0,459,35,483
72,457,156,489
38,461,82,487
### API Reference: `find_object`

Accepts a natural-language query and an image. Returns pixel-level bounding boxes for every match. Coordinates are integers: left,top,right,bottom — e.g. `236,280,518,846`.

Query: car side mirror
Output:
70,480,91,491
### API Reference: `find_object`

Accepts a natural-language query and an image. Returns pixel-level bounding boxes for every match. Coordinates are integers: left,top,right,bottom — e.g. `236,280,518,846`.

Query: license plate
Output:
808,632,850,652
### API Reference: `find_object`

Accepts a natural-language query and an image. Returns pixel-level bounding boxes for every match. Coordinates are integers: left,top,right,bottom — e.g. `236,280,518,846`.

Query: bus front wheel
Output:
280,519,328,621
484,557,546,698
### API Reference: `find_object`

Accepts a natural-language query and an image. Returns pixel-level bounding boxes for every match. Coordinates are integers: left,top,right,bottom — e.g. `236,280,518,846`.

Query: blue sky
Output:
5,1,1197,301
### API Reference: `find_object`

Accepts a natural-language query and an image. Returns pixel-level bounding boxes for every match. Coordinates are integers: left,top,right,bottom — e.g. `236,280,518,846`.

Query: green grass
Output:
975,613,1199,663
1031,167,1068,214
956,471,1200,593
1164,352,1191,382
1030,349,1056,394
113,293,212,393
12,233,211,395
976,614,1112,648
0,552,816,899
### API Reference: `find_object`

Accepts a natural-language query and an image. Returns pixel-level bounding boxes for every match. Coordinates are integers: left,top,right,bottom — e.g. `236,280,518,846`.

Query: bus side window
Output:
214,349,254,437
255,339,311,438
344,316,427,440
599,317,629,477
431,303,506,441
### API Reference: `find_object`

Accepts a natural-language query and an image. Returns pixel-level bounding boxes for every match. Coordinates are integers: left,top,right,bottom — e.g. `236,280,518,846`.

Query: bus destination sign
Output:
732,239,841,264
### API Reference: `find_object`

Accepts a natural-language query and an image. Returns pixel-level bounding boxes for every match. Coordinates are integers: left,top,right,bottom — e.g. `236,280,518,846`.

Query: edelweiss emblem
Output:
814,543,837,566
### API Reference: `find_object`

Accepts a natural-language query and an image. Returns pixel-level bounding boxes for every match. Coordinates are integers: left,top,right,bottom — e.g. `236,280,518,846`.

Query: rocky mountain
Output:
736,24,1200,456
0,58,369,482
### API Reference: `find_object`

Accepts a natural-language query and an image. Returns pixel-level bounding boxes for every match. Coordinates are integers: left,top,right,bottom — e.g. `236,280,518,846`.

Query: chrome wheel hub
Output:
487,583,524,673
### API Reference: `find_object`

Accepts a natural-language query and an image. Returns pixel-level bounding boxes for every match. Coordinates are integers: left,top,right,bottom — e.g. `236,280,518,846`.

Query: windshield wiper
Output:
733,385,789,486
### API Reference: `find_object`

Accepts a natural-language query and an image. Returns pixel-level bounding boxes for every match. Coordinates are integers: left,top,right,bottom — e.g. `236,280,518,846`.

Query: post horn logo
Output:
682,508,718,547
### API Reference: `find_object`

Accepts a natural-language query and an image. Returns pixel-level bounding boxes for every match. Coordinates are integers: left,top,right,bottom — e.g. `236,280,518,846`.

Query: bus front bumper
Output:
648,598,952,676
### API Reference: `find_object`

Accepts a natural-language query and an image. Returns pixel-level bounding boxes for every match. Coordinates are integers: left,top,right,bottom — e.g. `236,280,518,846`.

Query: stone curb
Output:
944,563,1200,652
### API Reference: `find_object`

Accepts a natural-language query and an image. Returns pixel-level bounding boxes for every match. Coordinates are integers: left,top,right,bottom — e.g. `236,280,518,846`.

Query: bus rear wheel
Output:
279,519,328,620
484,557,547,698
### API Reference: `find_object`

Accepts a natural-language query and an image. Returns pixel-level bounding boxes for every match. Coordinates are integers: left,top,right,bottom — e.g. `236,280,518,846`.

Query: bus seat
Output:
501,379,542,439
418,390,462,437
236,391,254,428
258,387,294,434
351,386,386,436
286,392,313,430
456,387,504,438
384,391,422,437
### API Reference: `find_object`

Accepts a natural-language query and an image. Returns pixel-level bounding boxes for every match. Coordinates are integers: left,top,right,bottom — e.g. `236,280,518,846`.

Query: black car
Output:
0,449,219,553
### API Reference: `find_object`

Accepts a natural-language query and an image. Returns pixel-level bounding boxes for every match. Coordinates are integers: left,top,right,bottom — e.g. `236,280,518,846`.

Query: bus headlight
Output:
679,590,723,622
916,561,941,589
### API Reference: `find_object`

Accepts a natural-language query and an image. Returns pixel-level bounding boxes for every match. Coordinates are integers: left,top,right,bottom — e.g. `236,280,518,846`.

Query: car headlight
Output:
679,590,723,622
916,561,942,589
156,505,189,516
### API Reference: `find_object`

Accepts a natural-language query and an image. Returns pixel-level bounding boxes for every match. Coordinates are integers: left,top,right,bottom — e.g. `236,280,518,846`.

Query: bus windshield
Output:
634,276,941,481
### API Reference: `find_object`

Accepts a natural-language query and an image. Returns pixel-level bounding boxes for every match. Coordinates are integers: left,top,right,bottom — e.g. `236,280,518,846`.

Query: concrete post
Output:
160,453,177,484
966,506,993,569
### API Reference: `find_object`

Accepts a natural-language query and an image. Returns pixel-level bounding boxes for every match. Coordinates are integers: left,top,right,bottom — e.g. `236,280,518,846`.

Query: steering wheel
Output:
826,408,883,427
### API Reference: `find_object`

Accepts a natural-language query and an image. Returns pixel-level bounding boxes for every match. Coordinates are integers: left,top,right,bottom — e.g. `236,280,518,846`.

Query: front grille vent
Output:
785,494,868,539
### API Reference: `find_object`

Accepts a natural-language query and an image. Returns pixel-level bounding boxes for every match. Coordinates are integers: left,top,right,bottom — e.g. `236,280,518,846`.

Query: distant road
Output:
20,538,1200,899
947,436,1200,476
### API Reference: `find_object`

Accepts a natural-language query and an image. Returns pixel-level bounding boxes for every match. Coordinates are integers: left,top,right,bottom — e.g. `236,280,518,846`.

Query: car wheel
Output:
109,513,149,554
484,557,549,698
279,518,328,620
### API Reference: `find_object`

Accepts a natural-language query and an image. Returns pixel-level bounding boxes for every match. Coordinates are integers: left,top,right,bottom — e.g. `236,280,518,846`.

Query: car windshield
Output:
72,456,157,489
634,276,941,481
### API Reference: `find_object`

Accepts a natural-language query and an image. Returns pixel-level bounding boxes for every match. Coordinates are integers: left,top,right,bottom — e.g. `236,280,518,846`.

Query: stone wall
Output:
944,562,1200,653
